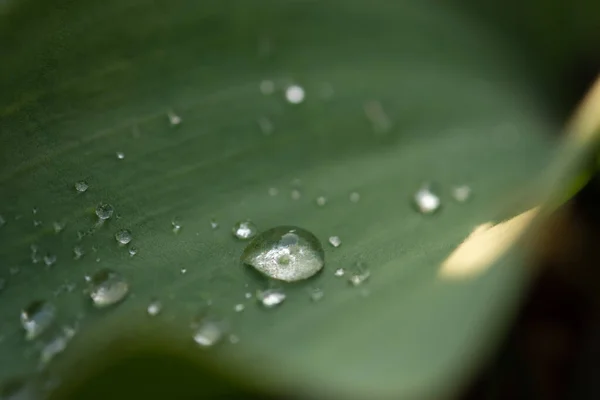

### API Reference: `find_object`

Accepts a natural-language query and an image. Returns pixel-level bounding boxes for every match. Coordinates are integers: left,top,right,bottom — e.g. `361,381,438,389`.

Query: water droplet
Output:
168,110,182,126
39,333,70,366
228,334,240,344
257,289,286,308
334,268,346,277
32,207,38,215
308,287,324,302
128,246,138,257
364,100,392,134
349,192,361,203
285,85,305,104
147,299,162,316
241,226,325,282
172,218,182,234
328,236,342,248
244,292,253,299
233,303,245,312
74,181,88,193
95,203,114,220
89,269,129,308
52,221,65,234
268,187,279,196
193,320,223,347
232,220,258,240
115,229,132,245
180,268,187,274
414,185,441,214
257,116,274,135
259,80,275,95
209,219,219,230
316,196,328,207
452,185,471,203
21,300,56,340
71,246,84,260
33,220,42,227
291,189,301,200
116,151,125,160
348,269,371,287
43,254,57,267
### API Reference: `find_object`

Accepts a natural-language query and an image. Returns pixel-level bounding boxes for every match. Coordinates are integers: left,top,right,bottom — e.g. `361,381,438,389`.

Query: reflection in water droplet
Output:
73,246,84,260
257,289,286,308
21,300,56,340
452,185,471,203
291,189,301,200
128,246,138,257
75,181,89,193
316,196,327,207
115,229,132,245
309,287,324,302
193,320,223,347
210,219,219,230
285,85,305,104
168,110,182,126
414,185,440,214
328,236,342,248
349,192,361,203
234,304,245,312
147,299,162,316
89,269,129,308
260,80,275,95
268,187,279,196
257,116,274,135
116,151,125,160
95,203,114,220
241,226,325,282
43,254,57,267
232,220,258,240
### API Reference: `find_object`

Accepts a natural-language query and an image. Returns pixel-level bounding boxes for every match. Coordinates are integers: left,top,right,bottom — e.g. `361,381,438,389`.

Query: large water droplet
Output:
285,85,305,104
21,300,56,340
192,320,223,347
95,203,114,220
74,181,89,193
89,269,129,308
256,289,286,308
115,229,132,245
413,185,440,214
232,220,258,240
241,226,324,282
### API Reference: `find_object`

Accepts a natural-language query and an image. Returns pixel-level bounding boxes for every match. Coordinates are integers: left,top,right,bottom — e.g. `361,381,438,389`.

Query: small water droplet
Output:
452,185,471,203
348,269,371,287
72,246,84,260
32,207,38,215
172,218,182,234
21,300,56,340
244,292,253,299
74,181,88,193
260,80,275,95
308,287,324,302
334,268,345,277
43,254,57,267
241,226,325,282
180,268,187,274
116,151,125,160
328,236,342,248
147,299,162,316
291,189,301,200
89,269,129,308
128,246,138,257
268,187,279,196
31,250,41,264
232,220,258,240
228,334,240,344
52,221,65,234
233,303,245,312
33,220,42,227
39,333,70,366
285,85,305,104
257,116,274,135
115,229,132,245
257,289,286,308
193,320,223,347
95,203,114,220
167,110,182,126
349,192,361,203
315,196,327,207
414,185,441,214
209,218,219,230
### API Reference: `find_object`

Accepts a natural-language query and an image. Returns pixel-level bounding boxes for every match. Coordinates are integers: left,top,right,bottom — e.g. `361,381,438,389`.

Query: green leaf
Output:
0,0,596,399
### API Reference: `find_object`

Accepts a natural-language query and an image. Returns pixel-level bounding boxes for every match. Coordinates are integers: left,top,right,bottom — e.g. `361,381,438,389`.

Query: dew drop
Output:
348,269,371,287
74,181,88,193
73,246,84,260
43,254,57,267
21,300,56,340
244,292,253,299
147,299,162,316
180,268,187,274
414,185,441,214
128,246,138,257
257,289,286,308
452,185,472,203
193,320,223,347
233,303,245,313
285,85,305,104
316,196,327,207
328,236,342,248
259,79,275,95
257,116,274,135
209,219,219,230
95,203,114,220
168,110,182,126
308,287,324,302
172,218,182,234
349,192,361,203
88,269,129,308
242,226,324,282
52,221,65,234
33,220,42,227
116,151,125,160
115,229,132,245
232,220,258,240
334,268,346,277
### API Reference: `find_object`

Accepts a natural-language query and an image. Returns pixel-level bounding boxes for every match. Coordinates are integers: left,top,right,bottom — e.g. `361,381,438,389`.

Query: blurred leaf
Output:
0,0,595,399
